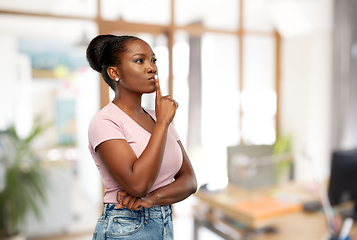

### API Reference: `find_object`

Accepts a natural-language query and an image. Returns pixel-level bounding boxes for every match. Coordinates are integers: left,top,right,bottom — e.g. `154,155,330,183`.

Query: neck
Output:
112,91,143,115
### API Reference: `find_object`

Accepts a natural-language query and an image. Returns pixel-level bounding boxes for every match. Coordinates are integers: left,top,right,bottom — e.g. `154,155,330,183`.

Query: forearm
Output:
143,174,197,206
127,121,170,196
131,77,179,194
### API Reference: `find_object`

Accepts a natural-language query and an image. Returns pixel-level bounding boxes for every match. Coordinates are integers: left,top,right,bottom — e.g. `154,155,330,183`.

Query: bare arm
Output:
117,140,197,209
142,140,197,206
96,79,178,197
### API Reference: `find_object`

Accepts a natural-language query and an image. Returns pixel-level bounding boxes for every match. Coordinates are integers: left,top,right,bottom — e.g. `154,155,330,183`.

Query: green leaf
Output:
0,115,50,236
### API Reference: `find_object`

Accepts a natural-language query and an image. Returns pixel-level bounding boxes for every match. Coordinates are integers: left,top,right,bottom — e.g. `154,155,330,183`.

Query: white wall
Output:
276,0,333,182
0,36,33,135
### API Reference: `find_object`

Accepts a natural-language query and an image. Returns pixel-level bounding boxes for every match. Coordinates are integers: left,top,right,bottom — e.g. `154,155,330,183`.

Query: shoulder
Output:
90,104,115,125
88,103,127,148
89,103,127,134
91,102,128,123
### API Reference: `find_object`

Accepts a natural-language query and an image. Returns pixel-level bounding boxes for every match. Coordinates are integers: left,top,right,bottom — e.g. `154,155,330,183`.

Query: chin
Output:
143,86,156,94
143,90,156,94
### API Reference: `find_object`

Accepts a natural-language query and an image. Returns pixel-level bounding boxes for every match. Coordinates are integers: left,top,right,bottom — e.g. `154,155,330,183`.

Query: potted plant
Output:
0,117,50,239
273,134,294,184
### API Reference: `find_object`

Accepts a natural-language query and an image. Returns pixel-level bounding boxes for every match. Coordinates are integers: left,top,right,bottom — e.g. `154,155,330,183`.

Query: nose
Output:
147,62,157,73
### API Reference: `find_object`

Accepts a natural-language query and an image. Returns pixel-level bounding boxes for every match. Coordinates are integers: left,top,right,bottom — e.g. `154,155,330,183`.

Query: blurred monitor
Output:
328,149,357,219
227,145,275,189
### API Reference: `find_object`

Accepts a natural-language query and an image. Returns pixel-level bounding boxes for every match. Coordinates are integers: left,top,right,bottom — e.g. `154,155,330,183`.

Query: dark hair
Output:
86,34,141,91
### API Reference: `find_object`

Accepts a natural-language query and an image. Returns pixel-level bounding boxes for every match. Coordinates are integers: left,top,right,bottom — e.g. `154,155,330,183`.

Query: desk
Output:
193,183,357,240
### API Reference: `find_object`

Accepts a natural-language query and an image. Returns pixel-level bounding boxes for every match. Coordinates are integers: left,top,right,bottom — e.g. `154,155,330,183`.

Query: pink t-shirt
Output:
88,102,183,203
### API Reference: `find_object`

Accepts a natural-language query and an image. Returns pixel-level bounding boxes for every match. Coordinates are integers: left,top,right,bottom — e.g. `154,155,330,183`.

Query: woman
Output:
86,34,197,240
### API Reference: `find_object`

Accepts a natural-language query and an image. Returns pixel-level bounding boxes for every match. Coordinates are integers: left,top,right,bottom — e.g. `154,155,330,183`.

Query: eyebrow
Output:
133,53,156,57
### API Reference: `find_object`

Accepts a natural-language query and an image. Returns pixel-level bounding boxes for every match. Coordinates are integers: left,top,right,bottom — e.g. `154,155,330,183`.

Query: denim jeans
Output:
92,203,174,240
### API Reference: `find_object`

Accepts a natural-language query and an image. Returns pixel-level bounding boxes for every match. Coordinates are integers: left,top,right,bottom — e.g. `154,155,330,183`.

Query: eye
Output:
152,58,157,64
135,59,143,63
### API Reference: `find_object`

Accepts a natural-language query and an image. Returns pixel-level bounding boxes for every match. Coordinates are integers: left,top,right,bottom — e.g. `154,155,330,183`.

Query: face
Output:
116,39,158,94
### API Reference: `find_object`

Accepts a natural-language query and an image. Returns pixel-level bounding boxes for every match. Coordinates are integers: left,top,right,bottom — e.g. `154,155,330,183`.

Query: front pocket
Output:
106,214,144,238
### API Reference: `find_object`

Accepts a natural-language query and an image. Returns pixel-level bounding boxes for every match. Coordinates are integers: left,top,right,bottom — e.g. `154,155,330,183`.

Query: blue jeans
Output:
92,203,174,240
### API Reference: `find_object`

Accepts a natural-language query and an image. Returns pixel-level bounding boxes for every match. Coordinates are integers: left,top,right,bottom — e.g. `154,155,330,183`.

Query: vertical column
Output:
187,36,202,151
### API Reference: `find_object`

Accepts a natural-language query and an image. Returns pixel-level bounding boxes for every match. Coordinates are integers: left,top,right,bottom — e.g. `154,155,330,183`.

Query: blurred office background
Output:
0,0,356,239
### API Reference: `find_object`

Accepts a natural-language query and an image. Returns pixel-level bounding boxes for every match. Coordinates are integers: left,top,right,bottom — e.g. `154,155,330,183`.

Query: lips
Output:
148,75,157,82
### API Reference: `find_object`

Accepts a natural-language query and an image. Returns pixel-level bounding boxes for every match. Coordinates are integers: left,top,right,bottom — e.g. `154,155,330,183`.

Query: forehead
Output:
124,39,154,56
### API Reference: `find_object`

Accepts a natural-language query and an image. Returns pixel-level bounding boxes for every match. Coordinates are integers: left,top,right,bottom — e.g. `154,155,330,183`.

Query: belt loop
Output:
161,206,165,220
102,203,108,217
145,207,149,224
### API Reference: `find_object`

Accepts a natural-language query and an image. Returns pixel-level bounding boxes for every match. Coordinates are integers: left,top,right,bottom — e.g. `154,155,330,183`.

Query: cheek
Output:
122,71,142,86
120,68,137,83
120,71,150,91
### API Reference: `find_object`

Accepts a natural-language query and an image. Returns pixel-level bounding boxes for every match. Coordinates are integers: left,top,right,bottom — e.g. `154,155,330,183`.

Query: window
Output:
98,0,279,181
0,0,280,192
242,35,276,145
101,0,171,25
175,0,239,31
0,0,97,18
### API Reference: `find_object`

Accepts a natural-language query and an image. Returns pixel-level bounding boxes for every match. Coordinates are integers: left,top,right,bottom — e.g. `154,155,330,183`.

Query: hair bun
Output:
86,35,117,73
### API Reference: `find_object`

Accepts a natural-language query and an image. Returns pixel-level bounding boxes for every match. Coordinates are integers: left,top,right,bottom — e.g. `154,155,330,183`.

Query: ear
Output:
107,66,120,81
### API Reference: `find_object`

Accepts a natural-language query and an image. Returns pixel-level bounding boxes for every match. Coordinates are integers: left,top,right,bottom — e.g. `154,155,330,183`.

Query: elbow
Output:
180,174,198,195
133,192,148,198
189,177,198,195
193,182,198,194
129,190,148,198
129,184,152,198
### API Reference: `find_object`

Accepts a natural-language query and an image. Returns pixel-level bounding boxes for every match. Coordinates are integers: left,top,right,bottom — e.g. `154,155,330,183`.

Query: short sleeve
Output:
88,114,126,151
168,122,180,141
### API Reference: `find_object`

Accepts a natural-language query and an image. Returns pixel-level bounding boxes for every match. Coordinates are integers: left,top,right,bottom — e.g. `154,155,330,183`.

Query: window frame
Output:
0,0,282,142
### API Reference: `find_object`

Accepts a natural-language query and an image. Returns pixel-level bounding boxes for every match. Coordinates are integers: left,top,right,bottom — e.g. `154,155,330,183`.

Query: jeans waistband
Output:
102,203,172,221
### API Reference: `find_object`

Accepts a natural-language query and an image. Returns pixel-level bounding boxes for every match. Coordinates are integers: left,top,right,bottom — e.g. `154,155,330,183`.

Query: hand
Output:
140,194,156,209
116,190,157,211
155,77,178,124
116,190,142,211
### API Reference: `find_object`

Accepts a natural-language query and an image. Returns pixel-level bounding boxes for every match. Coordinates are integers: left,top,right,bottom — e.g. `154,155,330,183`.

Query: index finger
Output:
155,76,162,99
